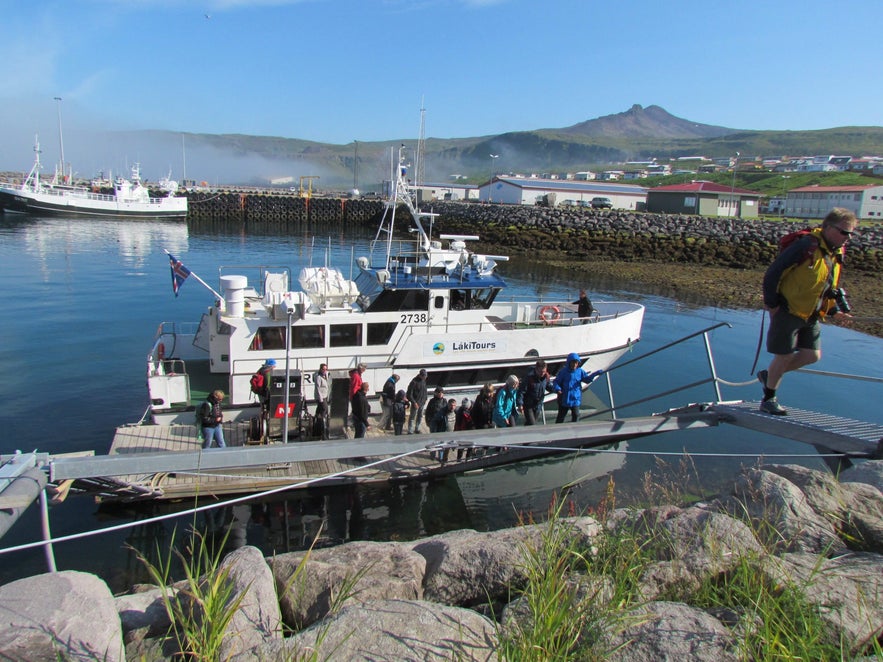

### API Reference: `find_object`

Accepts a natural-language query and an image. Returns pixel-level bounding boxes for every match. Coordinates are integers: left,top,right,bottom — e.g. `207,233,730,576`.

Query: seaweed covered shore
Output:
425,202,883,339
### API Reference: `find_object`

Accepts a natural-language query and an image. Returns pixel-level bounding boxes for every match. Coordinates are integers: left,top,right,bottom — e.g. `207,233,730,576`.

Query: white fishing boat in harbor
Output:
146,146,644,433
0,136,187,219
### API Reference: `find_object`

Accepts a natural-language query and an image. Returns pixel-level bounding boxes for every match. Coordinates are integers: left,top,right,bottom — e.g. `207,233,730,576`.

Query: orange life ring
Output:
157,342,166,361
539,305,561,323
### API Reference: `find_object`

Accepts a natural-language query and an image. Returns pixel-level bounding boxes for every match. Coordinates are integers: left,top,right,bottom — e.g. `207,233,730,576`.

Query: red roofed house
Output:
646,181,762,218
785,184,883,220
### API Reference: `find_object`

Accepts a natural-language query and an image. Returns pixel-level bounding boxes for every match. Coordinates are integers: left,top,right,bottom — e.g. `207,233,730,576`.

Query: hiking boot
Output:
759,398,787,416
756,369,768,388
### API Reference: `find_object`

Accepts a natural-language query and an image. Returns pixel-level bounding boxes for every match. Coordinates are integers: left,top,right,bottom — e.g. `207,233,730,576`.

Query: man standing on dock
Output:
313,363,330,439
199,390,226,449
407,369,428,434
348,363,367,427
759,208,857,416
378,373,400,431
352,382,371,439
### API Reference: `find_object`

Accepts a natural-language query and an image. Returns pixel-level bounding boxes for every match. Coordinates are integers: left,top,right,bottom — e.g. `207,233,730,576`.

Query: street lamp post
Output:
730,152,740,217
54,96,65,184
488,154,499,202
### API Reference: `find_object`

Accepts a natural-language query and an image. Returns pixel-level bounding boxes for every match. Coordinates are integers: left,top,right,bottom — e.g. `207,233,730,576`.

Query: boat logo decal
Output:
433,342,445,355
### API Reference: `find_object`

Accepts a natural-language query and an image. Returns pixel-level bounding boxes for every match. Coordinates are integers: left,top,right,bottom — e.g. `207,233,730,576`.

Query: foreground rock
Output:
0,570,124,661
1,461,882,660
232,599,499,662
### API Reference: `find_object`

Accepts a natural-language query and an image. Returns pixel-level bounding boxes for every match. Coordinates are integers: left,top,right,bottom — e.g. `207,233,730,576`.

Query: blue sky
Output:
1,0,880,181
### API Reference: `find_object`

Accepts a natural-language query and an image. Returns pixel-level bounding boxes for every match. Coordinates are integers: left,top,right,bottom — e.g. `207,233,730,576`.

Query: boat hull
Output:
0,186,187,219
145,301,644,425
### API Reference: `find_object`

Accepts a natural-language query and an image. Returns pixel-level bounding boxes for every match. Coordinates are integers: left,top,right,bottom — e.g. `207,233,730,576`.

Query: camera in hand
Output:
827,287,851,314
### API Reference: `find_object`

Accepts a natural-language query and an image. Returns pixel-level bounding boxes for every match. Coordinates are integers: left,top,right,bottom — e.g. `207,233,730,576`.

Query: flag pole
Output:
164,249,224,300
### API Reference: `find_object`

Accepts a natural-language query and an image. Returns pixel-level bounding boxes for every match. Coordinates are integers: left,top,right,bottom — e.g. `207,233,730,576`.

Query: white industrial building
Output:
412,182,480,202
786,184,883,219
479,176,647,209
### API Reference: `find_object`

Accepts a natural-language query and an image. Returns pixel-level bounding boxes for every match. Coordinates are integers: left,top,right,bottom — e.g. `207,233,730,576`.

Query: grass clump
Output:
497,500,595,661
497,468,868,661
136,526,246,661
689,554,842,661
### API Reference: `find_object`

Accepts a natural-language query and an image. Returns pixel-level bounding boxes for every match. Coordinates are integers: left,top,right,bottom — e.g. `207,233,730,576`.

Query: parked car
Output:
591,197,613,209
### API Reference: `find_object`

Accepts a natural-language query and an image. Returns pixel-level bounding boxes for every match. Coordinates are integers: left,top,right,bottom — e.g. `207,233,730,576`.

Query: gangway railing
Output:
590,322,733,420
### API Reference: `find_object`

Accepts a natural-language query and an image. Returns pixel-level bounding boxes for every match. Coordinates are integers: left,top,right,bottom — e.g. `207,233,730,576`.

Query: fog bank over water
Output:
0,97,339,187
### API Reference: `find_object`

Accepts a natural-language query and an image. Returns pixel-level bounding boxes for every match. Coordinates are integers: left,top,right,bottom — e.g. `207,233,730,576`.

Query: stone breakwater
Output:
2,461,882,660
422,201,883,273
185,191,385,224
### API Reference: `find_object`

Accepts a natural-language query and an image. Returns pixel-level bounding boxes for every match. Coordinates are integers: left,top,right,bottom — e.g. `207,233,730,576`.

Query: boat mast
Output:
22,136,43,192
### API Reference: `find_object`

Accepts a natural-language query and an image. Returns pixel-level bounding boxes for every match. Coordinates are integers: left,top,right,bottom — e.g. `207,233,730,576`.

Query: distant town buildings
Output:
419,153,883,219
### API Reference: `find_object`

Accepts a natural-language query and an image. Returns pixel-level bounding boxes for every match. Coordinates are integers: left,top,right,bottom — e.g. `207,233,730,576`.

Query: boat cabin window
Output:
450,289,465,310
292,325,325,349
367,322,397,346
468,287,500,310
329,324,362,347
364,289,429,313
249,326,287,351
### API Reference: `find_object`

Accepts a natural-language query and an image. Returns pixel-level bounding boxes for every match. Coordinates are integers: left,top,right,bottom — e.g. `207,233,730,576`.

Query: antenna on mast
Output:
416,97,426,189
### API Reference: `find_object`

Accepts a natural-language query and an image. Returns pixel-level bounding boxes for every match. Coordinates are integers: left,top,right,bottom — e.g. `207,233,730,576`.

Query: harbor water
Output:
1,215,881,591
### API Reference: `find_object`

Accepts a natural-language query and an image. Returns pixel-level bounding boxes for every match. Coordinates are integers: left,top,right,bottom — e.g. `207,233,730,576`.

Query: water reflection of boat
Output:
456,445,626,513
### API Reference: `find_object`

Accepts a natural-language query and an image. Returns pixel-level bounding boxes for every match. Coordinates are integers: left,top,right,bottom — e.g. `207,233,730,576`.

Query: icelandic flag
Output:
168,253,191,296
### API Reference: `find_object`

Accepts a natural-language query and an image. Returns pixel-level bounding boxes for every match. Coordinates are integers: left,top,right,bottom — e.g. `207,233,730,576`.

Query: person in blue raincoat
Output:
552,352,603,423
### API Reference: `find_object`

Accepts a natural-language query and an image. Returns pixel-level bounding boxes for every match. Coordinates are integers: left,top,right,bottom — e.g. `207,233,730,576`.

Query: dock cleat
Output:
760,397,787,416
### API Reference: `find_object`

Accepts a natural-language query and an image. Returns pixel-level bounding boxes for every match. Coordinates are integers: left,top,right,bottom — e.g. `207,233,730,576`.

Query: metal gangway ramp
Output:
584,321,883,471
706,400,883,461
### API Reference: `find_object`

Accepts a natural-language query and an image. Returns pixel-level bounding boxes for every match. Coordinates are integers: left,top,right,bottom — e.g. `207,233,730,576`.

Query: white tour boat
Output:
0,136,187,219
146,147,644,431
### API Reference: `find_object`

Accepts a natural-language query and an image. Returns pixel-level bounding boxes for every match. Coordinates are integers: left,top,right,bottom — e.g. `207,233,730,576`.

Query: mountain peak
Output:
560,105,734,139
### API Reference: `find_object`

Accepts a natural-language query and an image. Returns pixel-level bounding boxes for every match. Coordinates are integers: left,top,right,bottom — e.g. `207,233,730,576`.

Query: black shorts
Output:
766,310,821,355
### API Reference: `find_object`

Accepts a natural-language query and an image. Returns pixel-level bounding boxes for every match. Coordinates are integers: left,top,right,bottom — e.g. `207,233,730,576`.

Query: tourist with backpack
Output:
250,359,276,411
758,208,857,416
199,390,226,449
